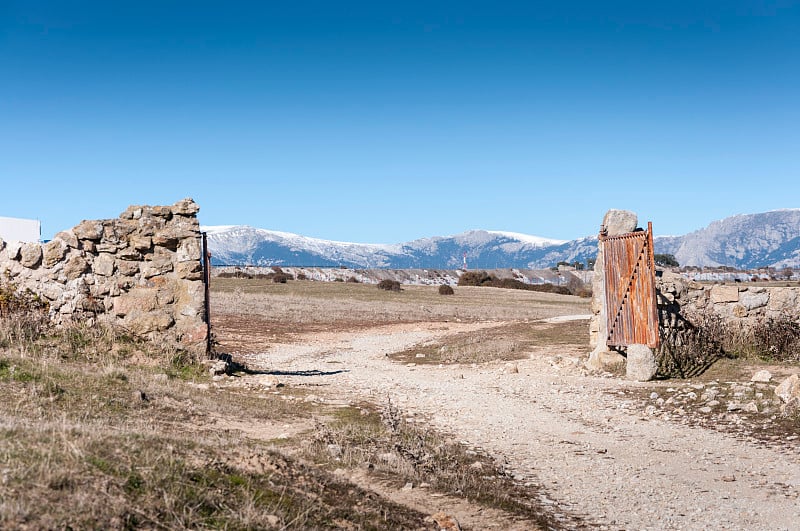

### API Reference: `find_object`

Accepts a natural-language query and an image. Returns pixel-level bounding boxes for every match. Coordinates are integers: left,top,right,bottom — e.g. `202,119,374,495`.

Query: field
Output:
2,278,800,529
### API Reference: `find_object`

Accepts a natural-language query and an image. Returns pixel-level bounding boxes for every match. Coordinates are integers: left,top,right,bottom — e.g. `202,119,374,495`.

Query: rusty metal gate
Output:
601,221,660,349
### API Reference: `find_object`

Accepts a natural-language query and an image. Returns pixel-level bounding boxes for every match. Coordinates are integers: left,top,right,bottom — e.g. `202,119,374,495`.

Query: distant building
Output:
0,216,41,243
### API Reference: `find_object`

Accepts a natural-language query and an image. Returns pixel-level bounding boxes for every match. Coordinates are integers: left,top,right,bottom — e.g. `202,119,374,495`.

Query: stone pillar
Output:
586,209,638,371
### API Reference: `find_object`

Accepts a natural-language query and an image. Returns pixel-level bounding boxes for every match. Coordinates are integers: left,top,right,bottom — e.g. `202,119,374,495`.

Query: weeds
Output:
308,401,573,529
750,315,800,362
0,311,430,528
657,308,800,378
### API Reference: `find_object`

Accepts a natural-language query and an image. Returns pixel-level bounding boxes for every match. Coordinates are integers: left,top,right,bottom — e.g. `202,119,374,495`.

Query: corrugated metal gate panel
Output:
601,222,659,348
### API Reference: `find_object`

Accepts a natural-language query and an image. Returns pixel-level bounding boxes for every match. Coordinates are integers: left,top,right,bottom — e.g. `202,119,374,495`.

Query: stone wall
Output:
657,270,800,329
0,199,208,356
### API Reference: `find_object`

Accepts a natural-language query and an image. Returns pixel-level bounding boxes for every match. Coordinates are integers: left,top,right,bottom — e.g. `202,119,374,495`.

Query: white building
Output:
0,216,41,243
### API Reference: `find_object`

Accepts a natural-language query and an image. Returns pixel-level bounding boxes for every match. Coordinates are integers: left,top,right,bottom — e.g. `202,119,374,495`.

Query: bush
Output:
346,276,360,283
438,285,455,296
657,310,729,378
217,270,251,279
751,315,800,362
457,271,572,295
377,280,402,292
457,271,496,287
272,273,290,283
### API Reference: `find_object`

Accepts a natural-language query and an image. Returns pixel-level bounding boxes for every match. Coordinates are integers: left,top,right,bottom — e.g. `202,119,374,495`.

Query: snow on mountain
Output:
202,209,800,269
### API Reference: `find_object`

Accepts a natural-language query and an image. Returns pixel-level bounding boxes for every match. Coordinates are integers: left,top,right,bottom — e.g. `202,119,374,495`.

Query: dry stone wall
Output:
0,199,208,356
657,270,800,329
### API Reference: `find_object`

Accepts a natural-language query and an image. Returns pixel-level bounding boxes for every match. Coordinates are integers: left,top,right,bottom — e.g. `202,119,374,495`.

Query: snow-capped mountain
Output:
203,226,584,269
653,209,800,269
203,209,800,269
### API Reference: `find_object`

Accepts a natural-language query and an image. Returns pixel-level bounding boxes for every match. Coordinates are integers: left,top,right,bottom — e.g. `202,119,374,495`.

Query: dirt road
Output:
237,320,800,530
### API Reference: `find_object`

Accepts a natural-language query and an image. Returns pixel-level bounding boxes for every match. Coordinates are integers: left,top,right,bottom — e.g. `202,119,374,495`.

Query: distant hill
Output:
203,209,800,270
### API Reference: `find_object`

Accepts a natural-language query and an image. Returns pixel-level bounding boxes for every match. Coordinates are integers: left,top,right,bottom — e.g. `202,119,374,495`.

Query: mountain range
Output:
203,209,800,270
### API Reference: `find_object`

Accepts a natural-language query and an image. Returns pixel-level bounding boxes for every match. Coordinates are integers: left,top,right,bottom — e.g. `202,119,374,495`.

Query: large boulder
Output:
626,344,658,381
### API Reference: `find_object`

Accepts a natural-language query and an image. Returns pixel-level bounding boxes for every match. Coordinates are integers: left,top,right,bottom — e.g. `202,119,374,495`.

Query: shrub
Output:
346,277,360,283
456,271,576,295
377,280,402,292
657,310,731,378
296,272,308,281
272,273,290,283
457,271,496,287
438,285,454,295
750,315,800,362
217,270,251,279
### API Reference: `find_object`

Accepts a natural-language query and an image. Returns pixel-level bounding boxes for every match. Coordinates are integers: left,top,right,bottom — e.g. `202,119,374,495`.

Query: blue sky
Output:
1,1,798,242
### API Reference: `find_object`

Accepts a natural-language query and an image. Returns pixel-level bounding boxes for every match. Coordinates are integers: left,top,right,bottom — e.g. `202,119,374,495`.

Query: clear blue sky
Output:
2,1,798,242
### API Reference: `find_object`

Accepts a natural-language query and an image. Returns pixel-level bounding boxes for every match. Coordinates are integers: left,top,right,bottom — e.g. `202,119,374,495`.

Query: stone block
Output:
710,285,739,303
92,253,116,276
775,374,800,404
64,255,89,280
20,243,42,268
602,209,638,236
131,236,152,252
117,260,140,277
74,220,103,241
151,206,173,219
113,288,160,317
177,261,203,280
173,198,200,216
43,239,67,268
740,291,769,311
152,234,179,250
4,241,22,261
626,344,658,381
125,310,175,334
117,246,142,261
54,230,79,249
176,237,201,262
141,257,174,278
767,289,798,312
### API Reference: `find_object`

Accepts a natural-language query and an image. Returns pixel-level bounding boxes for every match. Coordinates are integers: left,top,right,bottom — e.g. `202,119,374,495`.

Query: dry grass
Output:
2,278,592,529
304,401,588,530
391,320,590,365
0,318,433,529
211,279,589,351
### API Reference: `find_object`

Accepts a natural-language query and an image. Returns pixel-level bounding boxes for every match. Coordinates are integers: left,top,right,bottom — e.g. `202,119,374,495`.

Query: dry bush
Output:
658,307,800,378
377,279,402,292
271,272,291,283
457,271,496,286
438,285,455,295
346,276,360,283
747,315,800,362
457,271,573,295
657,310,730,378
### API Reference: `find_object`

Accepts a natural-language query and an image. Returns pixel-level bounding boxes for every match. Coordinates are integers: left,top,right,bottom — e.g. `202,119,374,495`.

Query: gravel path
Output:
245,321,800,530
